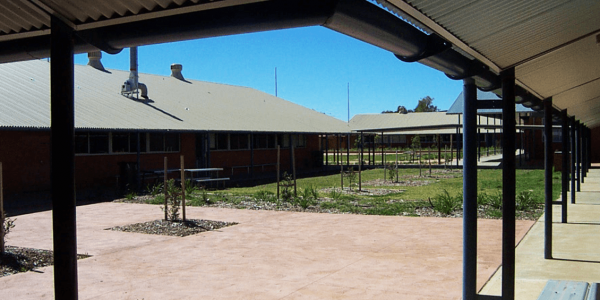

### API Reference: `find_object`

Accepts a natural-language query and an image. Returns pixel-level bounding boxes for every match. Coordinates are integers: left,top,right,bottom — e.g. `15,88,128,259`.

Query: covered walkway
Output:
481,167,600,299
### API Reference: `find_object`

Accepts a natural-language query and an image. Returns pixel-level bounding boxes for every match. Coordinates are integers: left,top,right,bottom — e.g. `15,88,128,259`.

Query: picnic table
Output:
142,168,229,187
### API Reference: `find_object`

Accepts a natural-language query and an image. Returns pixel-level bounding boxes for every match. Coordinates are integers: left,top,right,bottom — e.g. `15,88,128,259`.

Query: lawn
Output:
134,168,561,220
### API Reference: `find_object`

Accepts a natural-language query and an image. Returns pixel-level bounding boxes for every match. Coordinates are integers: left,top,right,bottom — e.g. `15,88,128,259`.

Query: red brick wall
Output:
209,134,322,176
0,131,52,194
1,132,324,194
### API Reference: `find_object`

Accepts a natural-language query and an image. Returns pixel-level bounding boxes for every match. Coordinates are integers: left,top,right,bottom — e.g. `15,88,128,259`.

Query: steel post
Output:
561,110,568,223
50,16,78,300
576,121,581,192
462,77,478,300
543,99,553,259
570,117,576,203
501,68,516,300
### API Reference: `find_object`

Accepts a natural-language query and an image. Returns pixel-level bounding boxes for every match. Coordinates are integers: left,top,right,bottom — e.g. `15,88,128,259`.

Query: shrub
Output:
386,162,397,182
488,192,503,209
125,190,137,200
516,190,537,211
280,172,294,202
254,190,277,203
184,179,199,196
147,182,162,197
432,190,461,215
329,187,342,200
161,179,182,221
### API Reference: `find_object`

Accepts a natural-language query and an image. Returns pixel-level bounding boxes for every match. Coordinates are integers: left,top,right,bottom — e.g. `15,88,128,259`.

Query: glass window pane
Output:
165,133,179,152
89,132,109,154
149,133,164,152
112,132,130,153
129,132,146,153
75,133,88,154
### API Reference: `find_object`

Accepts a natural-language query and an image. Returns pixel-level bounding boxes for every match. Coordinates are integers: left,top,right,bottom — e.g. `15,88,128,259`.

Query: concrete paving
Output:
1,202,534,299
480,167,600,299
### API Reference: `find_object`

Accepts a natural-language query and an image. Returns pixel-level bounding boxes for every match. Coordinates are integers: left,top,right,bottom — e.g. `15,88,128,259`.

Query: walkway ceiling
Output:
0,0,598,128
378,0,600,128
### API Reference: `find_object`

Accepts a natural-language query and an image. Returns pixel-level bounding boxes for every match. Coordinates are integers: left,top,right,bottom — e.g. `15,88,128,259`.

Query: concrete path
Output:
480,167,600,299
1,202,534,299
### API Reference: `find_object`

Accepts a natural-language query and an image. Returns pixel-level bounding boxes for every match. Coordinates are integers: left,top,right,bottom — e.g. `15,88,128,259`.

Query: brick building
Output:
0,59,350,195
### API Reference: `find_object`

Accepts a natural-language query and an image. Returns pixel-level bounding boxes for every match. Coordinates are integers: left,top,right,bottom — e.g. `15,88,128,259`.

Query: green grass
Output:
142,168,560,219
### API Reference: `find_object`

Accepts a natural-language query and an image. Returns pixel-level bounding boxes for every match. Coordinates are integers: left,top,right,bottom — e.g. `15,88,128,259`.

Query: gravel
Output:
1,246,90,278
106,219,238,237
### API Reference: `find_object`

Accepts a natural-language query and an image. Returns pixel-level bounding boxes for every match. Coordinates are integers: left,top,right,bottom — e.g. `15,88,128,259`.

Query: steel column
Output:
50,16,78,300
501,68,516,300
543,99,553,259
325,134,328,166
462,77,478,300
581,124,585,183
570,117,576,203
250,133,254,177
576,121,581,192
561,110,568,223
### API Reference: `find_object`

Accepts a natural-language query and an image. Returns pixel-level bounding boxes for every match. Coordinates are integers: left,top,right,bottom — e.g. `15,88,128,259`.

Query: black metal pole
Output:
347,133,350,167
501,68,516,300
462,77,478,300
325,134,328,166
360,132,364,170
570,117,576,203
581,127,585,184
543,99,553,259
136,131,141,191
250,133,254,177
577,121,581,192
50,16,78,300
561,110,568,223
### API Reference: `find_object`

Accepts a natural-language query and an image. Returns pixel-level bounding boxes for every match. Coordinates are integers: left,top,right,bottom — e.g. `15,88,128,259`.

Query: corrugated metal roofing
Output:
349,111,501,134
383,0,600,128
0,0,253,35
446,90,534,115
0,59,350,134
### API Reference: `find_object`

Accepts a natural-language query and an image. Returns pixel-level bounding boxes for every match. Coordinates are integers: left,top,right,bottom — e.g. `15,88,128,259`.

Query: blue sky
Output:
74,26,462,121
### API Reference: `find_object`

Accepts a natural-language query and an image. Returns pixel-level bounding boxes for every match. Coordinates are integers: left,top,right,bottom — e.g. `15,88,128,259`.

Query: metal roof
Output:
349,111,503,134
380,0,600,128
0,59,350,133
446,90,534,115
0,0,598,128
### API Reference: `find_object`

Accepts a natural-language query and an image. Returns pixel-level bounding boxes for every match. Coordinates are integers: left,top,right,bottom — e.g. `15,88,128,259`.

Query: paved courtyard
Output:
1,202,534,299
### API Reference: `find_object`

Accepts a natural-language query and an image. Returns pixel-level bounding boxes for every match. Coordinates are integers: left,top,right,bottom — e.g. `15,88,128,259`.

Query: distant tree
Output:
397,105,408,114
414,96,438,112
382,110,395,114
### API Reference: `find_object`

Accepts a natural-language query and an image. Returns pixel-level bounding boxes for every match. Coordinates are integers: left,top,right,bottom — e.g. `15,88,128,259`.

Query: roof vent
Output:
121,47,148,99
171,64,185,81
87,51,105,71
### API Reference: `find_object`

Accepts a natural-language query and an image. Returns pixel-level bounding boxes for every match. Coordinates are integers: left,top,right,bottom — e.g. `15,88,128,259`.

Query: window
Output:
129,133,147,153
89,132,109,154
292,135,306,148
210,133,229,150
253,134,276,149
75,133,89,154
277,134,290,148
112,133,130,153
230,133,249,150
75,132,109,154
149,132,180,152
552,128,562,143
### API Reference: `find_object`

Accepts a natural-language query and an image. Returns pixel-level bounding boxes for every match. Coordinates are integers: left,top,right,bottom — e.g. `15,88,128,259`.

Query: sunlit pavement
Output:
1,200,534,299
480,167,600,299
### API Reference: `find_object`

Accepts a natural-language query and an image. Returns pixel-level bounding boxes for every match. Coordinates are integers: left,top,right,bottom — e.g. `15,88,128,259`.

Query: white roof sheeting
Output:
349,112,502,134
0,60,350,134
